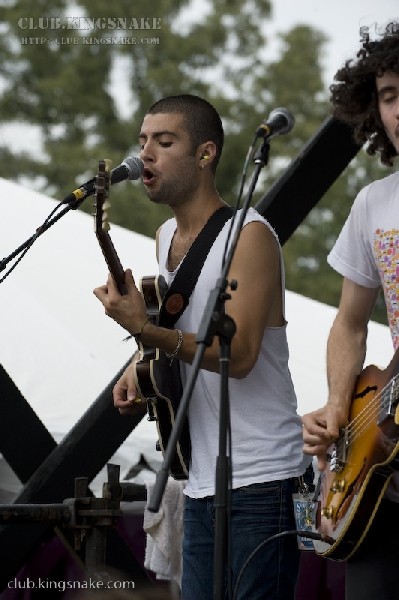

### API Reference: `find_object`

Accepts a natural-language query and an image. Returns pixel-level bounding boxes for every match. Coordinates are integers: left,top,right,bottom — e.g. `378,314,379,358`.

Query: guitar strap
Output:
159,205,234,328
149,206,233,479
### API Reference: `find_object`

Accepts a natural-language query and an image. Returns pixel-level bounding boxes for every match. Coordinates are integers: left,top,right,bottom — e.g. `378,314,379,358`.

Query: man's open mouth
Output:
143,168,156,185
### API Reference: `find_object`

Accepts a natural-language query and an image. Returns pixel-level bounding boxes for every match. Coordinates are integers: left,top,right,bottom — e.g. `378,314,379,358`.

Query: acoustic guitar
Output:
94,158,190,479
313,354,399,560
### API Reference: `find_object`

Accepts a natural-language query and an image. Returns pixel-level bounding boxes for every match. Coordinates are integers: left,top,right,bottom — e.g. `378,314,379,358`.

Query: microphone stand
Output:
0,196,85,274
147,137,271,600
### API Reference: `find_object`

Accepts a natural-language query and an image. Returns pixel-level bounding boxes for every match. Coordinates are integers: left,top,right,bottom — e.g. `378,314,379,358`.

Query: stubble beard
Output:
144,170,200,208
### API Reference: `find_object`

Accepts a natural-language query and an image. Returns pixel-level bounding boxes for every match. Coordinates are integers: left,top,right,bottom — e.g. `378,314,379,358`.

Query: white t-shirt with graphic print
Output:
328,169,399,502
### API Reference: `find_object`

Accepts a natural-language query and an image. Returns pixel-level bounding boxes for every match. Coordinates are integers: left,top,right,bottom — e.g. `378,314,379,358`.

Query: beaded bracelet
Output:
165,328,183,365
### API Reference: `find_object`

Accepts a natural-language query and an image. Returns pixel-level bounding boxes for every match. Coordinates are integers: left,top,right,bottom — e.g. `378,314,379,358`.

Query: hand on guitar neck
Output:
93,159,149,334
93,159,190,479
95,268,149,337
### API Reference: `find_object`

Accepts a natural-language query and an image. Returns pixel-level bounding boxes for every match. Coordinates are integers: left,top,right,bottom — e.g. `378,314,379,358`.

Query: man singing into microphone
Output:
94,94,311,600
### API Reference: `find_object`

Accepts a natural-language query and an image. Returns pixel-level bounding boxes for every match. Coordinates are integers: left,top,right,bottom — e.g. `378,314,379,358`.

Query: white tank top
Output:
158,207,310,497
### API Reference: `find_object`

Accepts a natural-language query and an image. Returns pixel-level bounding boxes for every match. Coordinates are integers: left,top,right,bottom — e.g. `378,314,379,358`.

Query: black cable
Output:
232,529,334,600
0,199,67,284
221,134,258,270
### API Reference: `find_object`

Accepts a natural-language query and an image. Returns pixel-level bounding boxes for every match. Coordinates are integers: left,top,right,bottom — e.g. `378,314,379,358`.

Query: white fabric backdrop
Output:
0,177,393,495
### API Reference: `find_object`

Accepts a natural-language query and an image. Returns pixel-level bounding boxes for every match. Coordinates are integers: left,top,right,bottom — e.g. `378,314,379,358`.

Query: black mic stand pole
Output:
147,137,271,600
0,196,85,273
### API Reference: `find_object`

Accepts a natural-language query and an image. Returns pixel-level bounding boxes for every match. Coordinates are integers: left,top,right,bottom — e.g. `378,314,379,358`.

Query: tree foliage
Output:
0,0,393,324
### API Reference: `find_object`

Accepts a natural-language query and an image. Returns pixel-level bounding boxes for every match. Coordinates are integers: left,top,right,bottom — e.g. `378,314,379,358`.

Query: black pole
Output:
0,196,84,273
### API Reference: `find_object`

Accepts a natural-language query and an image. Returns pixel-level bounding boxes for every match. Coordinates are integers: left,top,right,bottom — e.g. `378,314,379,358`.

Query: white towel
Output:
143,477,185,587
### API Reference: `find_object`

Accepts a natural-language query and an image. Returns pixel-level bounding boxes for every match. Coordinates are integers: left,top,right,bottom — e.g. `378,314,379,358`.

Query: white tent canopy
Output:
0,177,157,433
0,177,393,496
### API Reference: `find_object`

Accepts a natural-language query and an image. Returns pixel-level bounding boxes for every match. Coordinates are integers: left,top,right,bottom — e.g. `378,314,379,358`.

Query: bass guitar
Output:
94,158,190,479
313,353,399,559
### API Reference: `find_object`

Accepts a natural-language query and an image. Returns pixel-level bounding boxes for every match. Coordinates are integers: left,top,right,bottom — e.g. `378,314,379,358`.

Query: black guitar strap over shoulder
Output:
159,205,233,328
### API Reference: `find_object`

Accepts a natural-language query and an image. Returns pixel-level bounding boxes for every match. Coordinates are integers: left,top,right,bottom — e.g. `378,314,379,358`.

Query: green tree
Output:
0,0,274,236
1,0,391,324
282,150,393,324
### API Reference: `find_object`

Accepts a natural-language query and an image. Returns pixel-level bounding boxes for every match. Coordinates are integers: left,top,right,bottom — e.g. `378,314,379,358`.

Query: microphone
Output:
62,155,144,205
256,108,295,139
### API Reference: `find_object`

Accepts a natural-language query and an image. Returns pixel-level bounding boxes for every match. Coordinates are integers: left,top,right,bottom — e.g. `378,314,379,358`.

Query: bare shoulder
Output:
228,219,281,286
237,219,280,258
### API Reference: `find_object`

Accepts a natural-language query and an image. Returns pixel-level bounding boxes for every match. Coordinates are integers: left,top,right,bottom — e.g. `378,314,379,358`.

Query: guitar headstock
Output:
94,158,113,236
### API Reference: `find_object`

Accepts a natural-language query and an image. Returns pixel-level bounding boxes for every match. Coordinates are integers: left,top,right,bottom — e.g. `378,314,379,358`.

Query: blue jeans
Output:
182,478,302,600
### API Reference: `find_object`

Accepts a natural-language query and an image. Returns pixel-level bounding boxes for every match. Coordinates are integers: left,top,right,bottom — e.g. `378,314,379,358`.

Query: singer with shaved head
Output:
94,94,311,600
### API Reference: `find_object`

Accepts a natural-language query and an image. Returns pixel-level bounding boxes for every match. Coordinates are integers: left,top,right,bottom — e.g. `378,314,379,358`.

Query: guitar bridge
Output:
329,430,348,473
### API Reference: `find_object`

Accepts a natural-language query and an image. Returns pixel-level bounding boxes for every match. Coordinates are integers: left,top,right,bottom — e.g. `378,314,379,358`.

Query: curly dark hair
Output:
330,21,399,166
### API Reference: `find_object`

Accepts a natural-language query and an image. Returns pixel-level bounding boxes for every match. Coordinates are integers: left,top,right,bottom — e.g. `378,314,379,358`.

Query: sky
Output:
263,0,398,86
182,0,399,88
1,0,398,158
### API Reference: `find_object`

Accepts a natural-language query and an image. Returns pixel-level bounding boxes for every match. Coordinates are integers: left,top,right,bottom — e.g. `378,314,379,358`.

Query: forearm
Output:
138,321,251,377
302,318,367,465
326,315,367,416
138,320,219,368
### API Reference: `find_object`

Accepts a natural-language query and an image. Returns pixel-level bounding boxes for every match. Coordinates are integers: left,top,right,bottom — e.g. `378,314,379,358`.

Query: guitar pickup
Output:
387,378,399,418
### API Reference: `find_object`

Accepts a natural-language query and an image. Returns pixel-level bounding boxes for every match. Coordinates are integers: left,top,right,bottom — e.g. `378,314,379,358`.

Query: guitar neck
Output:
96,229,127,295
94,159,127,295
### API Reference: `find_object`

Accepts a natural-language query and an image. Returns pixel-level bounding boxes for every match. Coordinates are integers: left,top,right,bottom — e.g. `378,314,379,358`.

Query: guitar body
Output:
134,276,191,480
314,363,399,560
94,161,191,480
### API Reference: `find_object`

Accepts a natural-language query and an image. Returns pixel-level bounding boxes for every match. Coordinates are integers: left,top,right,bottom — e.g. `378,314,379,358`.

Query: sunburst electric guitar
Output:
94,159,190,480
313,351,399,560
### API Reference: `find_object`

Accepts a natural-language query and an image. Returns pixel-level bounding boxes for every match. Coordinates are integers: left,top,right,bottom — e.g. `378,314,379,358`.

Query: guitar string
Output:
346,386,390,442
351,378,397,440
337,375,398,447
348,391,384,440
